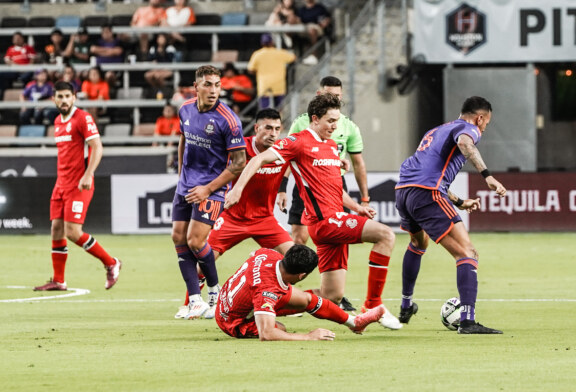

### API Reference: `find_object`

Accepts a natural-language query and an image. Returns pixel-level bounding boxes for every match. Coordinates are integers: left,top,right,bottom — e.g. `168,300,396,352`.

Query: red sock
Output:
364,251,390,309
305,293,349,324
52,239,68,283
184,290,189,306
75,233,115,267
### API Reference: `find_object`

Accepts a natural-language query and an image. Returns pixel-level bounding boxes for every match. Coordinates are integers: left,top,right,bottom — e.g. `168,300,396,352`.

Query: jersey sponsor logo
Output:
54,134,72,143
261,302,274,311
312,158,341,167
252,254,266,285
87,122,98,134
262,291,279,301
311,147,319,152
71,201,84,213
287,136,296,141
231,138,242,144
85,115,94,123
256,166,283,175
346,218,358,229
74,213,82,219
204,119,215,135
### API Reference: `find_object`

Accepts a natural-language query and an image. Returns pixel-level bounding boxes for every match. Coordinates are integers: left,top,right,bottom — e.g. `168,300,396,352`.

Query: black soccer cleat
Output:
457,320,503,334
339,296,357,312
398,302,418,323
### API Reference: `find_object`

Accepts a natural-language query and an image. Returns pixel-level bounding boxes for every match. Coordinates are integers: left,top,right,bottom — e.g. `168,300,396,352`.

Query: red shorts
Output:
50,184,94,224
208,214,292,255
216,316,260,339
308,212,368,273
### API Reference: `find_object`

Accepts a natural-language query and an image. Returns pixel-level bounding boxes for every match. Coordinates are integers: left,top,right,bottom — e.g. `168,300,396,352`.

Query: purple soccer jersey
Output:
176,98,246,201
396,119,481,194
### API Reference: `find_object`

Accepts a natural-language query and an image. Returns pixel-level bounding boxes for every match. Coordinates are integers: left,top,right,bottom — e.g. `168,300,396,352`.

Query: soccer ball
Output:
440,297,462,330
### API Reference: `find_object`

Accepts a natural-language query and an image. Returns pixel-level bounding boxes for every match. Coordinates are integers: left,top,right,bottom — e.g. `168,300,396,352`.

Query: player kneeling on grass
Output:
215,245,384,341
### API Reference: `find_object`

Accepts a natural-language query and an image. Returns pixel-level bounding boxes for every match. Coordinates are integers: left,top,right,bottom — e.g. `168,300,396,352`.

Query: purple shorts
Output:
395,187,462,243
172,193,224,226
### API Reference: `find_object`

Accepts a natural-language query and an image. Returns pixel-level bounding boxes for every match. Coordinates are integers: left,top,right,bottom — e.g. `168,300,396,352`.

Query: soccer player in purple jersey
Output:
395,96,507,334
171,65,246,320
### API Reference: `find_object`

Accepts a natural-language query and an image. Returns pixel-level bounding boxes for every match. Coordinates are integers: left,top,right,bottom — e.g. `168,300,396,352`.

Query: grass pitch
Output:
1,233,575,391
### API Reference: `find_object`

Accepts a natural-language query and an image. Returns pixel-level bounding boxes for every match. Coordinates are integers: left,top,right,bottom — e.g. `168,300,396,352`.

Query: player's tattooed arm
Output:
457,134,488,172
226,149,247,177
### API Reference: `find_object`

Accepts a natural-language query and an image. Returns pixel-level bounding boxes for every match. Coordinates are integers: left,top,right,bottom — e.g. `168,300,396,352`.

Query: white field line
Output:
1,287,576,303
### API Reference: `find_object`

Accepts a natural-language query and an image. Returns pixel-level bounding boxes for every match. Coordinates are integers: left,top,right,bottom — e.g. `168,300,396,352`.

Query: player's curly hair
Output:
461,96,492,115
281,245,318,275
195,65,221,80
307,92,341,122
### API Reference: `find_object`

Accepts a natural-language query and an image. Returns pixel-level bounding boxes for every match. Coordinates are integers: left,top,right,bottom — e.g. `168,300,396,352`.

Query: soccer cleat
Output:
458,320,503,334
105,258,122,290
399,302,418,324
339,296,357,312
34,279,67,291
203,284,220,319
185,296,210,319
362,304,403,330
174,305,189,319
350,304,385,334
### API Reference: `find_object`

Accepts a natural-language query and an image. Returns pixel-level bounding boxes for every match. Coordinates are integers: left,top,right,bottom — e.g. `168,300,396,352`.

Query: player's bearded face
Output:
54,90,76,116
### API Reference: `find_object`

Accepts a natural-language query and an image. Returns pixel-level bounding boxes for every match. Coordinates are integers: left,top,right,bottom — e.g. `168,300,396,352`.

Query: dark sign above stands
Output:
414,0,576,63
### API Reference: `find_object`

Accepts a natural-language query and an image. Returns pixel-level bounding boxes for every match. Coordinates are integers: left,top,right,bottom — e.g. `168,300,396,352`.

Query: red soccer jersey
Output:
270,129,343,225
5,45,36,64
226,136,288,221
216,248,292,331
53,107,100,188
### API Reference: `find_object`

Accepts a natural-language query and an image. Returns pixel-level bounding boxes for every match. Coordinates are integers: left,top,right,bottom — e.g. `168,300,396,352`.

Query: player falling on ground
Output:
34,81,121,292
395,96,506,334
226,93,402,330
171,65,246,320
174,108,294,319
215,245,385,340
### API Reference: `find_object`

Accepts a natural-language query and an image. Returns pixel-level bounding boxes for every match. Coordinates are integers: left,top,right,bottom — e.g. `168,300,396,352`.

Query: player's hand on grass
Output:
185,186,210,204
486,176,507,197
308,328,336,341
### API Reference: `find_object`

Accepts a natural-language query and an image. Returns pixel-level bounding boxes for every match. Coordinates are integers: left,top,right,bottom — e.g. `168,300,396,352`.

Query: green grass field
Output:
2,233,575,391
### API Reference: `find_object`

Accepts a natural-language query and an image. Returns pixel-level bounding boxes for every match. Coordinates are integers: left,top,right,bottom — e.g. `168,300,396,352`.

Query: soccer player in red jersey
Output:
34,81,121,292
174,108,294,319
215,245,385,340
226,93,402,330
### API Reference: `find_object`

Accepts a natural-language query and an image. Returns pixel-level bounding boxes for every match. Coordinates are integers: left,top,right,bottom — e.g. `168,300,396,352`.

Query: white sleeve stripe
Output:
269,147,285,164
85,134,100,142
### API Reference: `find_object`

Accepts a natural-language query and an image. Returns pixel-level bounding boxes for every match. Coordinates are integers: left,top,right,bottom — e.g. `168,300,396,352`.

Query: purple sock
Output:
176,245,201,295
193,242,218,287
401,243,425,308
456,258,478,322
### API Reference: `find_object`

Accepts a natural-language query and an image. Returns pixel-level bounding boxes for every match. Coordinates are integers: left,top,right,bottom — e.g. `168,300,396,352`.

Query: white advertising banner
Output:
413,0,576,63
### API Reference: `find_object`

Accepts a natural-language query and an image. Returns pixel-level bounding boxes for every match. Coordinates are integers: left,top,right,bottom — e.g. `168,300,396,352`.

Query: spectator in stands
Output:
220,62,255,115
19,68,57,125
63,27,91,67
144,34,177,98
2,32,38,91
81,66,110,124
266,0,301,48
171,80,196,105
164,0,196,55
90,24,124,90
297,0,332,65
131,0,167,59
42,29,67,65
58,64,82,93
247,34,296,109
153,103,180,148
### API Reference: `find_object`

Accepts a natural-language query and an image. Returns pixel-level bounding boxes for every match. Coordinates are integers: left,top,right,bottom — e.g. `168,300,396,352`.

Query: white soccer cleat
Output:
105,258,122,290
174,305,189,319
185,295,210,319
379,305,403,330
203,284,220,320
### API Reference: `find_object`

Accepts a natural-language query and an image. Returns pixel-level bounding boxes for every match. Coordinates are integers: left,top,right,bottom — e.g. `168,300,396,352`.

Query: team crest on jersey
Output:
231,124,241,136
346,218,358,229
66,122,72,133
276,138,291,150
204,119,215,135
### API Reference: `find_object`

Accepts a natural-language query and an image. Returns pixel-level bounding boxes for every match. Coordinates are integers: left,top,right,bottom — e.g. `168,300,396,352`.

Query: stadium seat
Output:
195,14,221,26
220,13,247,51
1,17,27,28
133,123,156,137
117,87,144,100
3,89,22,101
110,14,133,27
221,13,248,26
83,15,110,27
28,17,55,28
18,125,46,137
55,15,82,29
211,50,238,63
248,12,269,25
0,125,17,137
104,123,132,137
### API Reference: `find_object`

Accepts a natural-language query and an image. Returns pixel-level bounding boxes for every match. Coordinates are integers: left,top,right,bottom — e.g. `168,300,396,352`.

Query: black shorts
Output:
288,176,349,225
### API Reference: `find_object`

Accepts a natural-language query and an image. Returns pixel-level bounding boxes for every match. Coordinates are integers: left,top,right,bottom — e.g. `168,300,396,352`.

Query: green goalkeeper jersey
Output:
289,112,364,175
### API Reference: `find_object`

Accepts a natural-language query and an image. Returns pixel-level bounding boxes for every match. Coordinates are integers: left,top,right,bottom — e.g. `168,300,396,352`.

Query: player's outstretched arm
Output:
255,314,335,341
225,148,277,209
